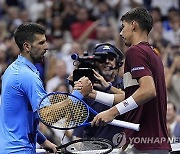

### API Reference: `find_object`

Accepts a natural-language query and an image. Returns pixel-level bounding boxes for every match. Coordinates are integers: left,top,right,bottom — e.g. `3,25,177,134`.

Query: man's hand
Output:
93,69,110,90
41,139,57,153
74,76,92,96
91,106,119,127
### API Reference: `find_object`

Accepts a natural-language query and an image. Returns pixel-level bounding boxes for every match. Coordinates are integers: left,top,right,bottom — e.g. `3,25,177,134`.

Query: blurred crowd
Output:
0,0,180,148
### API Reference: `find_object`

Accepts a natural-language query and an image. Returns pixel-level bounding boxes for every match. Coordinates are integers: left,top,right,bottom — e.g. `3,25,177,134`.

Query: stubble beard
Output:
30,53,43,64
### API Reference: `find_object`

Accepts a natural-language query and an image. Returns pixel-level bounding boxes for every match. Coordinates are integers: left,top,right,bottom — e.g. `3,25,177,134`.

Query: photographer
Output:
73,43,125,147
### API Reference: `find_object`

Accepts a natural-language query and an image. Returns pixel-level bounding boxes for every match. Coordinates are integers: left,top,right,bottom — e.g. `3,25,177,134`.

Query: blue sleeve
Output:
71,90,84,100
37,130,46,144
73,127,84,138
19,72,47,112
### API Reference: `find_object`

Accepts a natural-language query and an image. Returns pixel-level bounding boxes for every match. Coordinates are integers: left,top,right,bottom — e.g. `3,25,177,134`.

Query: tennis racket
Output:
38,92,140,131
46,138,114,154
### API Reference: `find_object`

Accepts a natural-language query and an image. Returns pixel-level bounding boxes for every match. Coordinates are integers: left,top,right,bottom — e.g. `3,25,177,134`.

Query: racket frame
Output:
38,91,140,131
38,92,91,130
56,138,114,154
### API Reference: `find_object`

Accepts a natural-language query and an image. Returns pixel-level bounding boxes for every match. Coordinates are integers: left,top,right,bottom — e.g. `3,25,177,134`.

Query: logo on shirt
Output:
123,100,129,107
131,66,145,72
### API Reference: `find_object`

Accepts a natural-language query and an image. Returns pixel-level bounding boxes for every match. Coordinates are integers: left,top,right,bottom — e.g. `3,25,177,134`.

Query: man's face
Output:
166,103,176,123
120,20,133,47
29,34,48,63
96,53,117,81
77,8,88,22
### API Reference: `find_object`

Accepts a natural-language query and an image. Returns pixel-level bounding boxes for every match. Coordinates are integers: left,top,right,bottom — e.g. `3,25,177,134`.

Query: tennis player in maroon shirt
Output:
90,7,171,153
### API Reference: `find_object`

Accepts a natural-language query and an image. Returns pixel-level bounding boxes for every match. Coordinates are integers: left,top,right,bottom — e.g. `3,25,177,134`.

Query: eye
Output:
39,40,46,45
107,54,115,61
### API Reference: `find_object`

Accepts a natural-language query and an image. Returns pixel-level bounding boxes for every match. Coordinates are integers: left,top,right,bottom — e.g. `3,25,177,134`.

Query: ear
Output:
23,42,31,52
131,20,137,31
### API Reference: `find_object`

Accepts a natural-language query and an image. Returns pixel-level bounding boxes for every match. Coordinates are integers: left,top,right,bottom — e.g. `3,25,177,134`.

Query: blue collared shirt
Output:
0,55,47,153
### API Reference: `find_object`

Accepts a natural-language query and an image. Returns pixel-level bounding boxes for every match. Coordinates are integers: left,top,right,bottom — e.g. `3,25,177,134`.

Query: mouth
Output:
104,66,112,70
121,37,125,41
42,50,47,56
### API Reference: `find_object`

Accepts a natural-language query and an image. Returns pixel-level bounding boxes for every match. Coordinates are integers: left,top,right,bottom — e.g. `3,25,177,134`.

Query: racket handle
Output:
109,119,140,131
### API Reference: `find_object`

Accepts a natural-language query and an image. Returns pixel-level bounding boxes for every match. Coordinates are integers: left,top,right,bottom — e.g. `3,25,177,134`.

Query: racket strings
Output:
66,141,112,153
39,93,89,128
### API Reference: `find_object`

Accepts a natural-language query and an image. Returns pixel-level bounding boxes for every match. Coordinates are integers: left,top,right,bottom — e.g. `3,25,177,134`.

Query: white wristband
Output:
95,91,114,107
115,96,138,115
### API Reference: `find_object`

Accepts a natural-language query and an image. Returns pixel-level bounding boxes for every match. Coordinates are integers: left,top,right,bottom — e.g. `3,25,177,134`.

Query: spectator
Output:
60,41,84,74
162,7,179,31
54,83,70,93
151,0,179,16
0,44,8,93
59,0,77,31
149,20,171,65
26,0,46,22
46,59,69,93
70,7,96,40
92,1,114,25
163,12,180,46
165,53,180,110
150,7,162,22
166,101,180,143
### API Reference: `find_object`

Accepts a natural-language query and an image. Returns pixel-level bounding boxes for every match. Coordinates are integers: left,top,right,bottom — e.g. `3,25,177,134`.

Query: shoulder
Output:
126,45,144,57
18,66,42,89
19,66,37,80
125,45,148,62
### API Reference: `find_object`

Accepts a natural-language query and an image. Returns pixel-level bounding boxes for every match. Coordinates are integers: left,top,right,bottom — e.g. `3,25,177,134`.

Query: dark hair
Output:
14,22,46,51
121,7,153,34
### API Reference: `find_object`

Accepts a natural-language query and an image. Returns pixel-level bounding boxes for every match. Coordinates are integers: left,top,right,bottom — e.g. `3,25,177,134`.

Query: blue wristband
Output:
104,82,112,92
71,90,84,100
37,131,46,144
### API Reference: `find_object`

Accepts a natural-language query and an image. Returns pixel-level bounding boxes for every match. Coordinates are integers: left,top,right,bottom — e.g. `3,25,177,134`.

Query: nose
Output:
105,58,111,63
44,42,48,51
119,31,122,37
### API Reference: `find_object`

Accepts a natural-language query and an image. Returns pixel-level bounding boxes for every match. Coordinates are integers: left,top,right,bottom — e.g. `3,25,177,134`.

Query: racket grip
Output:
109,119,140,131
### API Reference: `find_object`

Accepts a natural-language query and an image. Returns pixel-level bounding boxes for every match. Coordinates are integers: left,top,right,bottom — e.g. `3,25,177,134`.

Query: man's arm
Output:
39,77,92,124
91,76,156,126
37,131,57,153
88,90,125,106
130,76,156,105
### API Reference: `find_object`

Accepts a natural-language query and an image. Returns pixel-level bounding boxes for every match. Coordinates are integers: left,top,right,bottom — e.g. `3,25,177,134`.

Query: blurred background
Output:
0,0,179,148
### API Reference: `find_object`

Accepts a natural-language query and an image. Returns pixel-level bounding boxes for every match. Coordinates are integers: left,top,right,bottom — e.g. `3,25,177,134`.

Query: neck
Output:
20,53,34,64
131,31,149,46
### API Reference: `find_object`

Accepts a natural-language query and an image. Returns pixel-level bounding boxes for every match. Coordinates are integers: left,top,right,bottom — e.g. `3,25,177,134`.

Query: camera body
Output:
72,51,108,83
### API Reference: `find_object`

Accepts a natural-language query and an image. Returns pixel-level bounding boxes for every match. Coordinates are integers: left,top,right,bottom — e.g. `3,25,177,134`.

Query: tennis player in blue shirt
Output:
0,23,92,153
0,23,57,153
